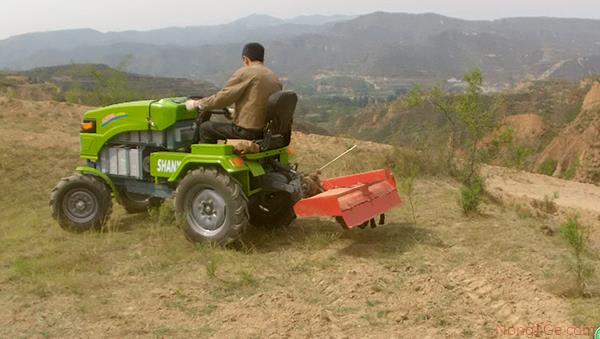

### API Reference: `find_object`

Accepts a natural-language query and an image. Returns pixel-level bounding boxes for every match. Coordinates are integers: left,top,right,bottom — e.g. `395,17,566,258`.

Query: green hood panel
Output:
80,98,196,160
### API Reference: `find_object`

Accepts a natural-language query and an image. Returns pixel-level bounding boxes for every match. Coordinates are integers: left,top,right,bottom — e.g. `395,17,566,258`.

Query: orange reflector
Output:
80,121,96,133
229,157,245,167
287,147,294,156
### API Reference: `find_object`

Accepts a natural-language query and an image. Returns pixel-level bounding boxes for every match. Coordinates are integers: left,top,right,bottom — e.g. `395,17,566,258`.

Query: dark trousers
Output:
198,121,263,144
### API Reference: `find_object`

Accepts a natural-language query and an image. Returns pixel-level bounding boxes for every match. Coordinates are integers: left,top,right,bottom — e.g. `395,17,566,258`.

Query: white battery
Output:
152,131,164,144
100,149,110,174
130,131,141,143
129,148,140,178
117,148,129,176
140,131,150,143
109,148,119,175
119,132,130,142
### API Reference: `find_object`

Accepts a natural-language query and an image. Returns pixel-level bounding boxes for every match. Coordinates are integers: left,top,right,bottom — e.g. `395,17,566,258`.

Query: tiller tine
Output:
294,169,402,229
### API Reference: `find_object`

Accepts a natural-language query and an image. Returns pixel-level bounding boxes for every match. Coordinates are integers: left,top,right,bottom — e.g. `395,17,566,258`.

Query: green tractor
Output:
51,92,302,245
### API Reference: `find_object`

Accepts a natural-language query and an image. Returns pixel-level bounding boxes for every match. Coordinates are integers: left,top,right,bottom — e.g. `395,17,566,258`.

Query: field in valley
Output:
0,97,599,338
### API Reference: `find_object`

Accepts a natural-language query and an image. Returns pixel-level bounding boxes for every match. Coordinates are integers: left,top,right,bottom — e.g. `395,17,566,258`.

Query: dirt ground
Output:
483,165,600,251
0,97,599,338
484,166,600,215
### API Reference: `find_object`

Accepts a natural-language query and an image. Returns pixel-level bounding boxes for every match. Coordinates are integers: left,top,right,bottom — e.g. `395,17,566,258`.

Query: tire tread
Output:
50,174,113,232
175,167,248,246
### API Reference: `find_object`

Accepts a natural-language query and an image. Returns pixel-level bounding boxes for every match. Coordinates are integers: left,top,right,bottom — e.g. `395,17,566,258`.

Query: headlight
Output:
80,119,96,133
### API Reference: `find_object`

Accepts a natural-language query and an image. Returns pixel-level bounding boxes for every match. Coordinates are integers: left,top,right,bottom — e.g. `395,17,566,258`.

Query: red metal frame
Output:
294,169,402,228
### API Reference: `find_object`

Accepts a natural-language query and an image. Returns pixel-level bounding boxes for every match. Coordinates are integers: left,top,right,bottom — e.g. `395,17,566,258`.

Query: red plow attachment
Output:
294,169,402,229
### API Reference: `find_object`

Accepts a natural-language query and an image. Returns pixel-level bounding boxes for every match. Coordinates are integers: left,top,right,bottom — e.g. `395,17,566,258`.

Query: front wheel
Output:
50,174,113,232
175,167,248,245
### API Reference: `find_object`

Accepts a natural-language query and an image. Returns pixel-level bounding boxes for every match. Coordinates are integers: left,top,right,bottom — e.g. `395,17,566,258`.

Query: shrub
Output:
6,87,16,101
563,160,579,180
560,217,594,297
400,170,418,224
538,159,558,176
460,176,484,214
509,145,533,170
149,201,177,226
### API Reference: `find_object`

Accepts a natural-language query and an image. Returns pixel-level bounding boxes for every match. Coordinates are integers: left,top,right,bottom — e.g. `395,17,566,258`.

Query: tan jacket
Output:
199,63,282,130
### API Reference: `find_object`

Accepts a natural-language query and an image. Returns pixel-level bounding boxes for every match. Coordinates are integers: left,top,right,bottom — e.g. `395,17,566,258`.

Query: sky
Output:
3,0,600,39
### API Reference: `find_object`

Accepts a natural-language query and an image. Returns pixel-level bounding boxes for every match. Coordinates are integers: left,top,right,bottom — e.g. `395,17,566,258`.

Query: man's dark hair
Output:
242,43,265,62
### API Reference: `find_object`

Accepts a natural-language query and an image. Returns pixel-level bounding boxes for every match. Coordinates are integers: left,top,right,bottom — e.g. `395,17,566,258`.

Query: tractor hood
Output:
83,98,196,133
80,98,197,160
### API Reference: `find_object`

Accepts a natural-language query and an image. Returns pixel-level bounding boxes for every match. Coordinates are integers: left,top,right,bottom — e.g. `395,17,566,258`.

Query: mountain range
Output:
2,12,600,85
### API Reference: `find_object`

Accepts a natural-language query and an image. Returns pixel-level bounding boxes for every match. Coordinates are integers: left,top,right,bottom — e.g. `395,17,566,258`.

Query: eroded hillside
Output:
337,79,600,183
536,81,600,185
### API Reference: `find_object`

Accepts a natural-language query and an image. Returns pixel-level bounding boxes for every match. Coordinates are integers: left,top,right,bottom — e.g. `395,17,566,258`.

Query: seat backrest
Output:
265,91,297,145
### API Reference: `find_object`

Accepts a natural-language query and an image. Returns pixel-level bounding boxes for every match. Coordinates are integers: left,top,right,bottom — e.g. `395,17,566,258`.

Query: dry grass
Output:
0,97,599,337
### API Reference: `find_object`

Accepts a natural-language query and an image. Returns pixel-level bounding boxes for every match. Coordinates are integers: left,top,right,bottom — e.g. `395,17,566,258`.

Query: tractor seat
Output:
253,91,297,151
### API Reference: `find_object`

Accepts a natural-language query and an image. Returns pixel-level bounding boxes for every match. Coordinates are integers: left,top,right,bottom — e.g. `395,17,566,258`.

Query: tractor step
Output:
293,169,402,228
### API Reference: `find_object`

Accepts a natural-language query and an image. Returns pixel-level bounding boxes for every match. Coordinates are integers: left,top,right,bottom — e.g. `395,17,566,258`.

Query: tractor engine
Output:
97,121,195,181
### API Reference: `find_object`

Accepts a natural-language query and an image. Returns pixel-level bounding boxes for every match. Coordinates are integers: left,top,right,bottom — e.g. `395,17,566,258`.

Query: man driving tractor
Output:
185,42,282,143
50,41,402,245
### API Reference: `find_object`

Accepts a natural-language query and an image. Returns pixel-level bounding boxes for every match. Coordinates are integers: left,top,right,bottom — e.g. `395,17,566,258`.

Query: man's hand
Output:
186,99,207,112
224,107,234,120
185,99,198,111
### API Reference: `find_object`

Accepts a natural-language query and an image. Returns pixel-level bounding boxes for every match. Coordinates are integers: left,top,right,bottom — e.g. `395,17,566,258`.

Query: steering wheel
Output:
186,96,233,120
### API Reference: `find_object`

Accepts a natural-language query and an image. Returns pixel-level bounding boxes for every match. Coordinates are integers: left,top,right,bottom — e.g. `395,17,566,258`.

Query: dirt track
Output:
484,165,600,214
483,165,600,249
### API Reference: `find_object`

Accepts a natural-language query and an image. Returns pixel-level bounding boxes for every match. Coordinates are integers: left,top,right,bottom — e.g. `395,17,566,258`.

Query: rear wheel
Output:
249,192,296,228
50,174,112,232
175,167,248,245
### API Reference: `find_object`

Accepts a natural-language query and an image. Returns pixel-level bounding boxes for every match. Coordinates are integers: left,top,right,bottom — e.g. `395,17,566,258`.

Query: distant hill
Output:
0,64,218,105
229,14,354,27
539,56,600,80
0,14,350,72
1,12,600,85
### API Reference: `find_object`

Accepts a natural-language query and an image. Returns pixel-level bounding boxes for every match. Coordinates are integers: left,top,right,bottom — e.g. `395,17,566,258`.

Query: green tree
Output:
410,69,499,213
560,217,595,297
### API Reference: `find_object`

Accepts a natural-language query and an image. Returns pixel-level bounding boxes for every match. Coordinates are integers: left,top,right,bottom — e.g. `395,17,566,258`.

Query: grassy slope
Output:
0,97,598,337
0,64,218,105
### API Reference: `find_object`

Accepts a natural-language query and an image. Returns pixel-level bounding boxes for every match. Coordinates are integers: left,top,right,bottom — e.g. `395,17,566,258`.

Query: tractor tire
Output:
175,167,248,246
50,174,112,233
248,192,296,229
118,190,162,214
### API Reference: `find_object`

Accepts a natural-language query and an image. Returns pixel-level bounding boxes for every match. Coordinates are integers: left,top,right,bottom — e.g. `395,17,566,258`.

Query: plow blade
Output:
294,169,402,229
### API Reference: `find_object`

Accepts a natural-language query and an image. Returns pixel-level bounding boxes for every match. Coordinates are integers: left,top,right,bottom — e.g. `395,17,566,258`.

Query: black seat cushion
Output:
265,91,297,146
